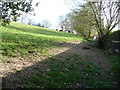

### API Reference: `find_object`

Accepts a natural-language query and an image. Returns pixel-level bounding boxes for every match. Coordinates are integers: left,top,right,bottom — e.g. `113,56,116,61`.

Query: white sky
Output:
29,0,71,29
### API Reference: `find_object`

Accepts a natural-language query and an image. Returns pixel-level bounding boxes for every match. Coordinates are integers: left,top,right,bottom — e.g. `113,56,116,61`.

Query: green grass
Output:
108,55,120,84
0,22,82,57
96,49,120,87
24,54,117,88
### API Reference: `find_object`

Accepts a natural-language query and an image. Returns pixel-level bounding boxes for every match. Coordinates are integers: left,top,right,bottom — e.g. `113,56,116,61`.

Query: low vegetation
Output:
0,22,82,57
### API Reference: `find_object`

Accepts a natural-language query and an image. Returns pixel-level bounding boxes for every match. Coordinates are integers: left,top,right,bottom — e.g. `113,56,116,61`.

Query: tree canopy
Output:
0,0,39,26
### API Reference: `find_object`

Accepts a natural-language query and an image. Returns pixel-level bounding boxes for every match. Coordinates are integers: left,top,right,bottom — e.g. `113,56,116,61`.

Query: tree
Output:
70,5,97,38
41,20,51,28
28,19,33,25
58,16,65,30
60,3,97,37
20,12,28,23
35,22,44,27
58,15,72,31
0,0,39,26
64,0,120,49
88,0,120,49
36,22,42,27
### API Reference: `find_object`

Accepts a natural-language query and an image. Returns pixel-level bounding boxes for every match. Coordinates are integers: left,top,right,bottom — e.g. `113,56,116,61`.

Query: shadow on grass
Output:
2,41,118,88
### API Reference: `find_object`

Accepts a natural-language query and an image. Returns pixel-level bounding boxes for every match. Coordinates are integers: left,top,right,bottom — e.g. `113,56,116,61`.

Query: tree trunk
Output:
88,29,91,38
97,35,110,49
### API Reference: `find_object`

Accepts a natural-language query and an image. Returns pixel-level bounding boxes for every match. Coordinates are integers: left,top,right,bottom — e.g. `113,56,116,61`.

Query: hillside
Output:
0,22,82,57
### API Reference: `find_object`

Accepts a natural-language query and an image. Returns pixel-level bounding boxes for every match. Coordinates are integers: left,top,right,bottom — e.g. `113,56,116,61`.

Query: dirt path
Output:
0,41,112,88
49,41,112,71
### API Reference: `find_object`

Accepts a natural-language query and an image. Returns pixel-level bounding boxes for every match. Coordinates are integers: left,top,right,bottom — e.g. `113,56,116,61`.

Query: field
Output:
0,22,120,88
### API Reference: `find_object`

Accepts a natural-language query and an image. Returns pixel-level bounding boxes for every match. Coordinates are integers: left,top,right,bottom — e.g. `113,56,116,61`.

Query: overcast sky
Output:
28,0,71,29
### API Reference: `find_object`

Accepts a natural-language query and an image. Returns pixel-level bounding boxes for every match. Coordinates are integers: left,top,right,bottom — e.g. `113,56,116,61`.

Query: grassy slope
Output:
0,22,82,57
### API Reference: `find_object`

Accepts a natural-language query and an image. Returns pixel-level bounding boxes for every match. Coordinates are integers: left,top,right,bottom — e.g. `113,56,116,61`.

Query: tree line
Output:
59,0,120,49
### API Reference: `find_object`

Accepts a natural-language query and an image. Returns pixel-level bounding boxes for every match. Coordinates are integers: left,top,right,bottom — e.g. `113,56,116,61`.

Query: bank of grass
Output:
0,22,82,57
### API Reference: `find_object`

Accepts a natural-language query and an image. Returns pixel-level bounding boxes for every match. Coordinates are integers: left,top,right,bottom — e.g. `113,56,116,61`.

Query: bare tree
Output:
42,20,51,28
28,19,33,25
20,12,28,23
88,0,120,48
58,16,65,30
